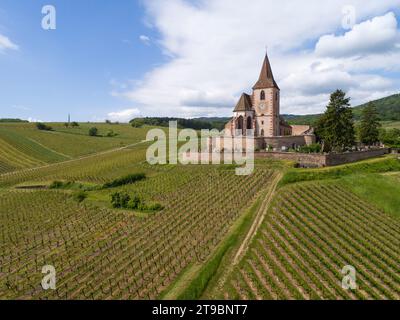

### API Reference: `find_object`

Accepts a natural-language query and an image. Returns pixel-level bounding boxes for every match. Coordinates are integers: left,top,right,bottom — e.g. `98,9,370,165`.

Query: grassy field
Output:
338,173,400,219
1,123,400,300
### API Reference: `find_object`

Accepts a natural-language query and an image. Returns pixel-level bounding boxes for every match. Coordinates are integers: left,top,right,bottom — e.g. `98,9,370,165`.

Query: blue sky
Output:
0,0,163,121
1,0,400,121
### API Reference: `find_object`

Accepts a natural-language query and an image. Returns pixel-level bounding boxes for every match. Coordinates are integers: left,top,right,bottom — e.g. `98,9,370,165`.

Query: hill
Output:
285,93,400,125
130,117,230,131
0,122,149,174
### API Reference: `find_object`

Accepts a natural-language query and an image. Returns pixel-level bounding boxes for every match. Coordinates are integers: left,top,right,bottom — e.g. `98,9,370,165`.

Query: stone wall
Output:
255,148,389,167
324,148,390,166
256,151,326,167
261,135,316,149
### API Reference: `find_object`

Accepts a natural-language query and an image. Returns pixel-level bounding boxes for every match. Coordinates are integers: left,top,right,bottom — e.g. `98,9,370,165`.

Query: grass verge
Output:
338,173,400,219
279,156,400,187
162,184,269,300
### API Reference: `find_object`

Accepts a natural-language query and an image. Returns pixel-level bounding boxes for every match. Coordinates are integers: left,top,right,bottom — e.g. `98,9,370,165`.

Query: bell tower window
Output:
260,90,265,101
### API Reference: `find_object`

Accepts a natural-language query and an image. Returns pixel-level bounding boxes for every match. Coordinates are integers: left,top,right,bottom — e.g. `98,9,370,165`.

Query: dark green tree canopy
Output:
358,102,381,146
316,89,355,152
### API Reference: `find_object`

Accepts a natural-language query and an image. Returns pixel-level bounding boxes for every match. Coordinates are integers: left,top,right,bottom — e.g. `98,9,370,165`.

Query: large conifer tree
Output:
358,102,381,146
316,90,355,152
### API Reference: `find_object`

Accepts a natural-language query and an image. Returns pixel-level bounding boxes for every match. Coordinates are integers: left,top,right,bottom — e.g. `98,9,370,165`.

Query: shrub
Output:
110,191,162,211
103,173,145,189
298,143,322,154
49,181,64,189
71,122,79,127
111,192,131,208
73,190,87,202
127,195,143,210
145,203,164,211
36,122,53,131
106,129,118,137
88,127,98,136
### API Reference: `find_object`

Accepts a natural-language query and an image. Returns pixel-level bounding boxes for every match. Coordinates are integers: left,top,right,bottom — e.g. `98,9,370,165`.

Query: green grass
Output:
339,173,400,219
279,156,400,187
381,121,400,130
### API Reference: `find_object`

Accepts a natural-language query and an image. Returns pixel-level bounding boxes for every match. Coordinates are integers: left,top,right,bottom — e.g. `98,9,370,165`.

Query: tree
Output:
316,90,355,152
358,102,381,146
88,127,98,136
64,122,69,128
71,121,79,127
36,122,53,131
379,128,400,147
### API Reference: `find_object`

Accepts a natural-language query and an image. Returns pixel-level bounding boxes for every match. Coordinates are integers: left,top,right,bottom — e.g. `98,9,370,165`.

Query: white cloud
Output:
316,12,400,57
107,108,141,122
28,117,43,123
116,0,400,116
139,35,151,45
0,34,18,51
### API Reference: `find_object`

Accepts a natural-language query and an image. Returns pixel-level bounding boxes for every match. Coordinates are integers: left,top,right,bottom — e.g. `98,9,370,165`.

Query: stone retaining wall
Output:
256,148,389,167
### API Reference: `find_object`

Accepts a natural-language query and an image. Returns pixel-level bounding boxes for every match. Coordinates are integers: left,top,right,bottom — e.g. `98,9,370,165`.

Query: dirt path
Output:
232,171,282,265
206,171,283,298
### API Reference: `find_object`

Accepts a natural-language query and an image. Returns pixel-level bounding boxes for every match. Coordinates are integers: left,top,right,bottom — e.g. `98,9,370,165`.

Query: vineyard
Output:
0,123,149,174
1,122,399,300
0,136,277,298
212,182,400,300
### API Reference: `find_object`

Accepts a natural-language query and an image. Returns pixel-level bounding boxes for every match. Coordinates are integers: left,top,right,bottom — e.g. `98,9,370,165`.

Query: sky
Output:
1,0,400,122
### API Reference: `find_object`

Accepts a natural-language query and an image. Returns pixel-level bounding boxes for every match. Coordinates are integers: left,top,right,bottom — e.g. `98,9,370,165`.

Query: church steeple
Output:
252,52,279,90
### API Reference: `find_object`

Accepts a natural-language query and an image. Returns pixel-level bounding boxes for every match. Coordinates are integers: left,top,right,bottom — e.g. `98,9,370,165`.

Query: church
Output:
223,52,315,151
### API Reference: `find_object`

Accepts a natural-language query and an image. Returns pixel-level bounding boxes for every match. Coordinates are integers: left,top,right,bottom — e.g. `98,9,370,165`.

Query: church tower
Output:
252,52,280,137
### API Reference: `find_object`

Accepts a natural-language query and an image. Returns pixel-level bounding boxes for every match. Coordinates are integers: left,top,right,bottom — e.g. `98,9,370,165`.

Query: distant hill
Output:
130,117,230,130
284,93,400,125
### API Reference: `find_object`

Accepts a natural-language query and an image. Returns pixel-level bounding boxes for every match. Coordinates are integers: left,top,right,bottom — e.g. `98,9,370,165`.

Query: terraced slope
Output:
218,182,400,300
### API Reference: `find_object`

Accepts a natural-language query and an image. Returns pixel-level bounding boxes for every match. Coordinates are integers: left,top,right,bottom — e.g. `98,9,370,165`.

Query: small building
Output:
223,52,315,151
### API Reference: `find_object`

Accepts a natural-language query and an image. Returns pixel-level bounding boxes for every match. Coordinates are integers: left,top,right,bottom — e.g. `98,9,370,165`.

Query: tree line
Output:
130,117,226,130
315,89,399,151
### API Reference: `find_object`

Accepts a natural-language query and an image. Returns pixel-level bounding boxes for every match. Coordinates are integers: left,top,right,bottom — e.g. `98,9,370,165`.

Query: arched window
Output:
260,129,265,136
260,90,265,101
246,116,252,130
236,116,244,135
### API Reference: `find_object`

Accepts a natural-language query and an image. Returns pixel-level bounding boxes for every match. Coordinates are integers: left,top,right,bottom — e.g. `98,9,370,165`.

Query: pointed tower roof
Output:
252,52,280,90
233,93,253,112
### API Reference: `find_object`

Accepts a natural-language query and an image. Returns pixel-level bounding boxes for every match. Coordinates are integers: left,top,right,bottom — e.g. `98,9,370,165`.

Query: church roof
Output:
233,93,253,112
252,52,280,90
